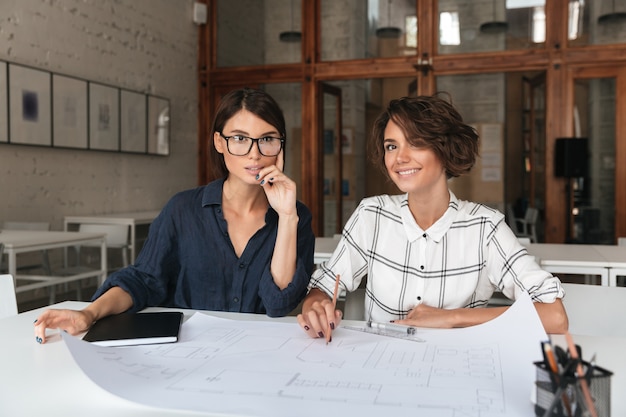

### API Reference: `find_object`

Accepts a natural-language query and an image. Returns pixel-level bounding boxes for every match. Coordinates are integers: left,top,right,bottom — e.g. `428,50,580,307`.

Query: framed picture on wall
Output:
147,95,170,156
8,63,51,146
52,74,88,149
120,89,147,153
0,61,7,143
89,82,119,151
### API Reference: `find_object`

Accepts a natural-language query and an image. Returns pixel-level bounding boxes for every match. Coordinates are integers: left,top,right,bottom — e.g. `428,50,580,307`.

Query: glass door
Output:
318,83,343,237
568,67,626,243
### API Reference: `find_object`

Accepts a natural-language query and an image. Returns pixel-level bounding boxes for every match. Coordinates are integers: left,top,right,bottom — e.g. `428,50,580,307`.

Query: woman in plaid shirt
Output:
298,94,568,340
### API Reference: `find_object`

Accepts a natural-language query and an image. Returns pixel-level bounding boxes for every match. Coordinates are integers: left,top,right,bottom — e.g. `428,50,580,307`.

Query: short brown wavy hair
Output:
369,93,479,179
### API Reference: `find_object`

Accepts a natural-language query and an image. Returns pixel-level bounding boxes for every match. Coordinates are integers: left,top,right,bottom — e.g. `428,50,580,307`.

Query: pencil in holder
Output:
534,360,613,417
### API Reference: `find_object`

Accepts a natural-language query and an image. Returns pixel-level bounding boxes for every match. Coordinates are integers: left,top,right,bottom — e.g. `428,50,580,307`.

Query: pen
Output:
326,273,340,344
367,321,417,335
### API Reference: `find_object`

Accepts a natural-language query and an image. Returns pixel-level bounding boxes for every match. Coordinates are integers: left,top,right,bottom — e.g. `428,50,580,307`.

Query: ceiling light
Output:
376,0,401,39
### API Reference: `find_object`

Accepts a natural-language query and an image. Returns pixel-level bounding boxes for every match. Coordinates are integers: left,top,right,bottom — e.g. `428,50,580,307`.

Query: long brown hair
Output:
208,87,286,179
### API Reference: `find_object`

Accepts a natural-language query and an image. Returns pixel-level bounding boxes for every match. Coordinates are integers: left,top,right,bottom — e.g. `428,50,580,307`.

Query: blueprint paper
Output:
62,292,547,417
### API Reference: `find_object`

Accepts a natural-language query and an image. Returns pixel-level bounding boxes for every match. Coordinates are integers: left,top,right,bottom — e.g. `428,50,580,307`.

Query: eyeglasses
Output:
219,132,285,157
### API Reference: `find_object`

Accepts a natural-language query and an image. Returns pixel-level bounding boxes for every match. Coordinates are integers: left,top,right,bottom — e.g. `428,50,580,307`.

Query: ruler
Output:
341,324,426,343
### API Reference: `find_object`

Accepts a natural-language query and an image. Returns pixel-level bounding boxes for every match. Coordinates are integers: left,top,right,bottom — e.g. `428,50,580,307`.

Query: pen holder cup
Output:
534,361,612,417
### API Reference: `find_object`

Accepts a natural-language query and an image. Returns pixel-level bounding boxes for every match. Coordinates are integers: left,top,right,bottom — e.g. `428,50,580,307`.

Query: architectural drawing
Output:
62,293,547,417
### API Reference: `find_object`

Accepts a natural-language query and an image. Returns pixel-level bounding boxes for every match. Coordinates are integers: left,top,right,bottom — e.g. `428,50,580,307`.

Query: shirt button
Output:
239,263,245,269
420,265,424,270
417,296,422,301
233,297,239,303
422,233,426,238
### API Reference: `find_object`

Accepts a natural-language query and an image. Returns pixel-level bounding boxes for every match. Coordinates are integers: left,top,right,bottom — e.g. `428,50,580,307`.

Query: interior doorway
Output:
567,66,626,243
318,83,343,236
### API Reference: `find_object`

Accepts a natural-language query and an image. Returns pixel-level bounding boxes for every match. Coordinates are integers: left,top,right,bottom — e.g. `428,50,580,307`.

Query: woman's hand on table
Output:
33,308,95,344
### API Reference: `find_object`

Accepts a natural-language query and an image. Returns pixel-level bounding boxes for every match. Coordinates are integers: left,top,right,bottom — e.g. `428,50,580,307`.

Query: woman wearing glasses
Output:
34,87,315,344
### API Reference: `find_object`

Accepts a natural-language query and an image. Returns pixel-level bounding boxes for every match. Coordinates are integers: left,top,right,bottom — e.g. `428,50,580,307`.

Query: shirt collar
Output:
200,177,278,224
400,190,459,243
201,177,226,207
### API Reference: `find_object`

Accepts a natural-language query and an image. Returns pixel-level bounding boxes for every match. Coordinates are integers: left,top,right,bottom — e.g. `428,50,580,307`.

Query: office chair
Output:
516,207,539,243
55,223,130,301
0,274,18,318
76,223,130,269
506,204,522,235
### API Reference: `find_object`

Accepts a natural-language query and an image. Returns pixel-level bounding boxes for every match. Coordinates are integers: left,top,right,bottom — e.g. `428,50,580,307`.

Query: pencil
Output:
326,273,340,344
543,341,572,417
564,332,598,417
543,342,559,374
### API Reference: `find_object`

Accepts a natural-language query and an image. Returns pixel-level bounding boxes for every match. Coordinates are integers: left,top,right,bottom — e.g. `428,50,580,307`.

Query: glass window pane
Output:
437,72,548,241
440,12,461,46
571,78,615,243
320,0,417,61
438,0,546,54
217,0,301,67
568,0,626,47
315,77,414,235
437,73,506,214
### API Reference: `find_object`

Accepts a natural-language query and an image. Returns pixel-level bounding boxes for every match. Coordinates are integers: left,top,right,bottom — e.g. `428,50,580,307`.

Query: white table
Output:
314,236,339,265
0,302,290,417
526,243,626,286
64,210,159,262
1,302,623,416
0,230,107,298
592,245,626,286
526,243,611,286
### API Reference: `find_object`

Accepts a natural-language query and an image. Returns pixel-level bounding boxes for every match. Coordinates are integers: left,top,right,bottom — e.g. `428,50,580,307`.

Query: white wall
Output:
0,0,198,230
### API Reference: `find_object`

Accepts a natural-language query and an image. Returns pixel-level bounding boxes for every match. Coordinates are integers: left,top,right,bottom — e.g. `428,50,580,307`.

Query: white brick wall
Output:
0,0,198,229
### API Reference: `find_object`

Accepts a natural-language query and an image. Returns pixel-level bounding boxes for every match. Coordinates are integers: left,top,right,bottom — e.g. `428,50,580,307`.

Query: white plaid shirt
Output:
309,192,564,323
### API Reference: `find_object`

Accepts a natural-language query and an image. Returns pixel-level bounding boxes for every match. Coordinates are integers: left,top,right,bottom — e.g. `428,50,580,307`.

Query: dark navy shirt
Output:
92,178,315,317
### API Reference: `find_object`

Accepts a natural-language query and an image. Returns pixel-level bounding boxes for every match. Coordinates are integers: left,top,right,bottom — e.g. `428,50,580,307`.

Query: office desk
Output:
525,243,610,286
0,302,287,417
64,210,159,262
2,302,624,417
526,243,626,286
0,230,107,296
592,244,626,286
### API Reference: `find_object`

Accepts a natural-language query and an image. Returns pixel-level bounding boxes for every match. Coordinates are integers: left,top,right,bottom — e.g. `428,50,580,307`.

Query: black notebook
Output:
83,311,184,347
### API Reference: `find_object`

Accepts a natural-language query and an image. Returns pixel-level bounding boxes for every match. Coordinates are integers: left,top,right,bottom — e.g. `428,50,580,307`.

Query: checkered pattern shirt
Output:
309,192,564,323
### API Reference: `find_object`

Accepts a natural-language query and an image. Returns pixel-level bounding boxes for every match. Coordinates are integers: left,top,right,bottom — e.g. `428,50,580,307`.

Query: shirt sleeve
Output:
258,201,316,317
486,217,565,303
91,201,178,312
308,201,370,299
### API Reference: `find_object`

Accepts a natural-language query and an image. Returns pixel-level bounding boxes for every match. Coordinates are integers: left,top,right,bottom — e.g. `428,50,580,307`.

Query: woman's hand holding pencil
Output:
325,274,341,344
297,274,343,342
